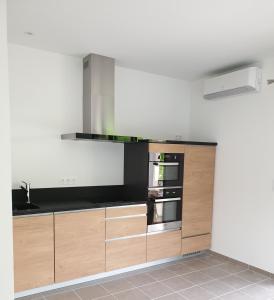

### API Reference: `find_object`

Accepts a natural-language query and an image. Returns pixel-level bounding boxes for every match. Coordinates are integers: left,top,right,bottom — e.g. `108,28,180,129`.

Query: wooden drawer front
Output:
148,143,185,154
106,236,146,271
13,214,54,292
181,234,211,255
106,216,147,239
55,209,105,282
147,230,181,262
106,204,146,218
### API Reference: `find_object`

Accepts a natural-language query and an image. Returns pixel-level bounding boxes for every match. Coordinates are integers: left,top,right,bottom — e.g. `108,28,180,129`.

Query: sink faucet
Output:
21,181,31,204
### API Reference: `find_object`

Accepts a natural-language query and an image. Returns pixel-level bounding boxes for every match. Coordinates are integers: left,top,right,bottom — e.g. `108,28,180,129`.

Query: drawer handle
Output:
106,233,146,242
106,214,146,220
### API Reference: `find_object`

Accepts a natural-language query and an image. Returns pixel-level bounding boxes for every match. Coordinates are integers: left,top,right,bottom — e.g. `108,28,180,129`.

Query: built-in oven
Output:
148,152,184,188
147,187,182,233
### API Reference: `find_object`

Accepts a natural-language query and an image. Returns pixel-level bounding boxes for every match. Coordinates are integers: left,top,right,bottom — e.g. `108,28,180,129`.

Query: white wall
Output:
115,66,190,140
189,58,274,273
0,0,14,299
9,44,190,189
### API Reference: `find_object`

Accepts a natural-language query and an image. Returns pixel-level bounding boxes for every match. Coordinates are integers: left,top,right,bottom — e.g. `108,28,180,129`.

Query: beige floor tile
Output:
219,262,248,274
183,270,214,285
101,278,134,294
157,293,186,299
74,284,109,299
202,266,231,279
166,262,196,275
237,270,269,283
241,284,274,299
257,278,274,292
220,274,252,289
95,296,116,300
139,281,173,298
201,279,235,296
45,291,80,300
183,259,211,270
199,255,227,265
161,276,193,291
219,291,252,300
114,288,150,300
179,286,215,300
127,273,156,287
147,268,177,281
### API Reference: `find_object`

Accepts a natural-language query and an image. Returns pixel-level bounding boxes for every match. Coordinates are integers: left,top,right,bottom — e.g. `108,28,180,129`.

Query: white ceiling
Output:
7,0,274,80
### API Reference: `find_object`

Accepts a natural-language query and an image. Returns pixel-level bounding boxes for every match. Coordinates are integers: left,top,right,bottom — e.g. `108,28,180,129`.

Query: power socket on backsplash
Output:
60,177,76,186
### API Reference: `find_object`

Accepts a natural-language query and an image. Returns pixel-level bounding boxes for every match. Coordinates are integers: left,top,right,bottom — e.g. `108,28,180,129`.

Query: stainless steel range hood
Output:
61,53,142,143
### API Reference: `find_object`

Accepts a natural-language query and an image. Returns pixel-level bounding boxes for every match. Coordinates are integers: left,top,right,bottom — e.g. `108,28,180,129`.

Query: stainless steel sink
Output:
15,203,40,210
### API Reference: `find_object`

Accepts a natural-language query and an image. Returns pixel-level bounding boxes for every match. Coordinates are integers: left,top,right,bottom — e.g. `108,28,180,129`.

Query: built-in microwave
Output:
148,152,184,188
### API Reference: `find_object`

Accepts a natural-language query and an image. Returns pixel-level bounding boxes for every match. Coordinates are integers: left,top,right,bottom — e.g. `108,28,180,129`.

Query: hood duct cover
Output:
61,53,142,143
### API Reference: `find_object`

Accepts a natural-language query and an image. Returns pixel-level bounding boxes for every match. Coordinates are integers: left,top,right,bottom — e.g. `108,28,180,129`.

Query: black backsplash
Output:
12,185,126,206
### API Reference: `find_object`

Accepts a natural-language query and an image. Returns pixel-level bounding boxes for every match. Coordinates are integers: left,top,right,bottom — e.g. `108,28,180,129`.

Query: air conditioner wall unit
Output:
203,67,262,99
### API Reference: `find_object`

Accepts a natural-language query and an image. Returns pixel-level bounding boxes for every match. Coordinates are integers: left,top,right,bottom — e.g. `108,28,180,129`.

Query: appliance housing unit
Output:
203,67,262,99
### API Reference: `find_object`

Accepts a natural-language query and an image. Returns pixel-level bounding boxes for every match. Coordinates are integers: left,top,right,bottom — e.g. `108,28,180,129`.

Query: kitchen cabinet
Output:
106,236,146,271
182,145,216,238
106,204,147,218
13,214,54,292
55,209,105,282
106,216,147,239
181,234,211,255
105,204,147,271
147,230,181,262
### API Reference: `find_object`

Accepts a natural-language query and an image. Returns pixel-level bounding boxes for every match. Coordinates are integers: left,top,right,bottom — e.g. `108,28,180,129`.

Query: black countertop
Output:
143,140,217,146
13,199,146,216
12,185,146,216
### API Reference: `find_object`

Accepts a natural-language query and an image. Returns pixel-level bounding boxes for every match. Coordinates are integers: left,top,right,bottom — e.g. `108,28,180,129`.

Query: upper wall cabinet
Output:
55,209,106,282
182,146,216,238
13,214,54,292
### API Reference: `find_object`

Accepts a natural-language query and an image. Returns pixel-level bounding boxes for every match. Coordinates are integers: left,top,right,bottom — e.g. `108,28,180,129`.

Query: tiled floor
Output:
17,252,274,300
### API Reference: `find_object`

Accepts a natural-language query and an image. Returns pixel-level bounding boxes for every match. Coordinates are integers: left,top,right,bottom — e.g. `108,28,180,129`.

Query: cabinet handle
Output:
155,198,181,203
106,214,146,220
153,162,179,166
105,233,147,242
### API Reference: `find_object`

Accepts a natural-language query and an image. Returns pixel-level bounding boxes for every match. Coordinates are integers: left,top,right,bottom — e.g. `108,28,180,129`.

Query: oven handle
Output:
153,162,179,166
155,197,181,203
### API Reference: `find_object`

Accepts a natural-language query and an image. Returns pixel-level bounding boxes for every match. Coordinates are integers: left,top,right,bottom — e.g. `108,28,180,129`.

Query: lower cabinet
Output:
181,234,211,255
106,236,146,271
13,214,54,292
14,206,212,292
105,205,147,271
55,209,105,282
147,230,182,262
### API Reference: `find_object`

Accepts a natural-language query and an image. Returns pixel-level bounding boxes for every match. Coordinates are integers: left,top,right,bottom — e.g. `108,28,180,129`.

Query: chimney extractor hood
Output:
61,53,142,143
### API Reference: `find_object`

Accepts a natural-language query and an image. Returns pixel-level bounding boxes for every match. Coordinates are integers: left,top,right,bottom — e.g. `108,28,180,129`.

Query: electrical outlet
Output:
61,177,76,186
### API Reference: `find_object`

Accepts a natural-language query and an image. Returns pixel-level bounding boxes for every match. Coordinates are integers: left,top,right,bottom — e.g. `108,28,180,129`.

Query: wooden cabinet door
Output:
106,204,147,218
147,230,181,262
13,214,54,292
55,209,105,282
181,234,211,255
106,216,147,239
106,236,146,271
182,146,216,238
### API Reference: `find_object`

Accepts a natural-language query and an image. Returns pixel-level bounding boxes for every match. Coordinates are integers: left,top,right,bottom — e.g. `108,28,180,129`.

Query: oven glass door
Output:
152,199,181,224
149,162,181,187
